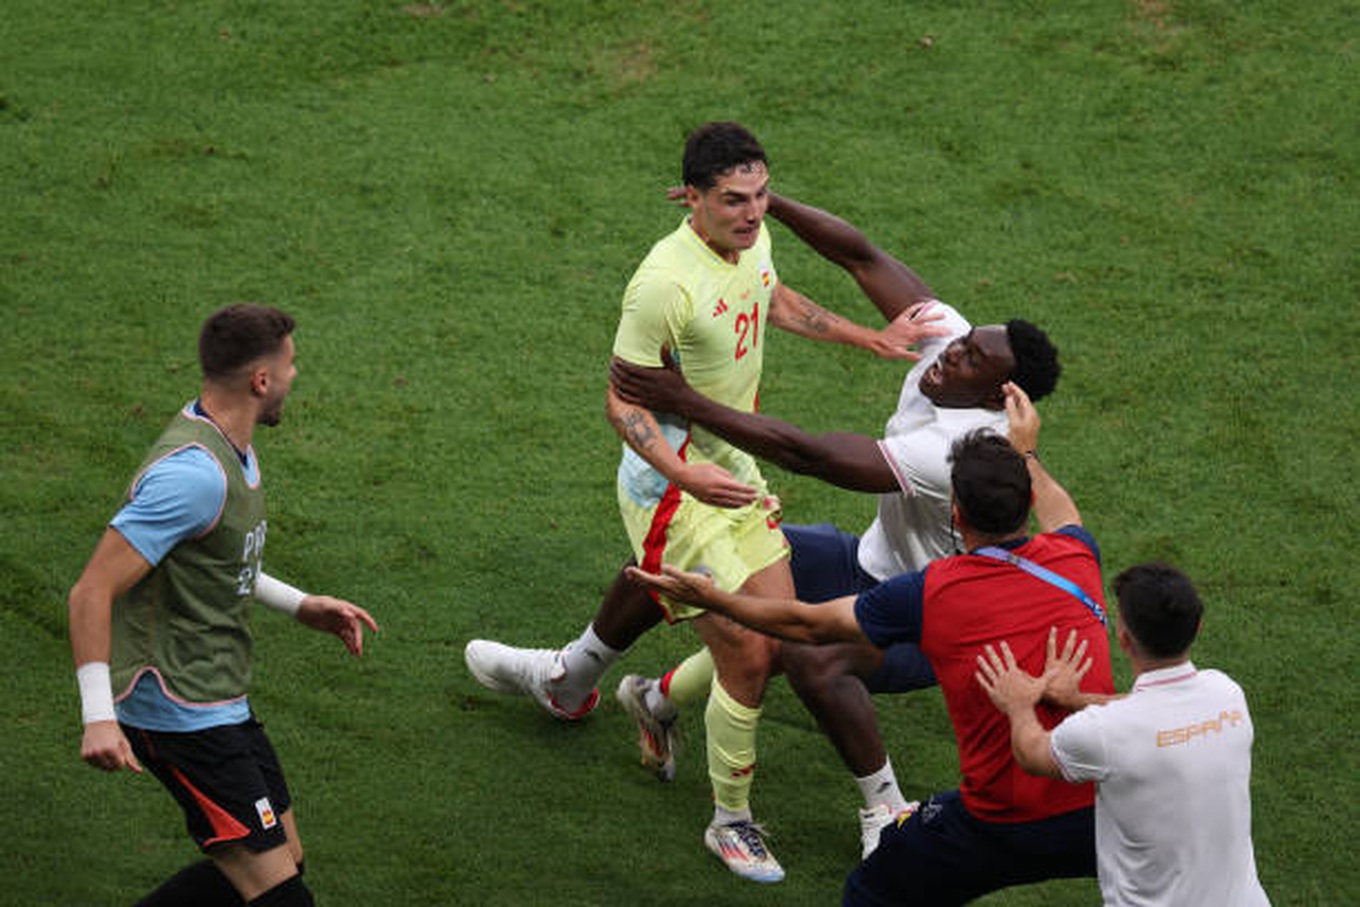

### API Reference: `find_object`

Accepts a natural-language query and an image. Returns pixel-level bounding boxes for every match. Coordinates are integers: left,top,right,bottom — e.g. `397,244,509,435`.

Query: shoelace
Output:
729,822,772,858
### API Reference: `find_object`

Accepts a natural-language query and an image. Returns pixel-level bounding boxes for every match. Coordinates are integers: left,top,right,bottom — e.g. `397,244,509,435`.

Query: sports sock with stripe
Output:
661,646,715,707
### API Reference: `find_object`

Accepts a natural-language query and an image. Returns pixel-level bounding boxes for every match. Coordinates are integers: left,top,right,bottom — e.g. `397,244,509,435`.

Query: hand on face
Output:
872,302,952,361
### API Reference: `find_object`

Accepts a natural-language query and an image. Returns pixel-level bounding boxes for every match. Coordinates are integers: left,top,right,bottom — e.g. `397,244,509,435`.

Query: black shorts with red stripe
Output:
125,716,292,853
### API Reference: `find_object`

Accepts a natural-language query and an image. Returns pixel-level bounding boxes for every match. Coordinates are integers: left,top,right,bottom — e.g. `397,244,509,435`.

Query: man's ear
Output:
249,365,269,397
950,499,967,534
1115,621,1136,661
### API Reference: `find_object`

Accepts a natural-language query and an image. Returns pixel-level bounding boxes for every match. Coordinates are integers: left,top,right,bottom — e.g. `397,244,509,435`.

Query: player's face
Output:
258,335,297,427
919,326,1015,409
687,162,770,262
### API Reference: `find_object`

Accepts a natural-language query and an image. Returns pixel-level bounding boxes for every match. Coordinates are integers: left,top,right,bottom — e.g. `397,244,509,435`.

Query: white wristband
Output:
77,661,117,725
254,572,307,618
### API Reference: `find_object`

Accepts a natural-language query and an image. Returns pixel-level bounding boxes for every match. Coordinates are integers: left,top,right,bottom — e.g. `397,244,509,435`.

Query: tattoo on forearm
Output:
614,409,658,450
773,293,843,336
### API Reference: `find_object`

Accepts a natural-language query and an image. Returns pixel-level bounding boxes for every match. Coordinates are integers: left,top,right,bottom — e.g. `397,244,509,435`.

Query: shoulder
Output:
1048,524,1100,562
114,446,230,560
853,569,927,643
927,302,970,337
1049,702,1115,779
131,446,229,522
1197,667,1248,698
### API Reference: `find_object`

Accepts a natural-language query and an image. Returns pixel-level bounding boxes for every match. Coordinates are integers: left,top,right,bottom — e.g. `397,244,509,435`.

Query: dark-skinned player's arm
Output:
768,193,940,324
605,369,758,510
610,357,899,494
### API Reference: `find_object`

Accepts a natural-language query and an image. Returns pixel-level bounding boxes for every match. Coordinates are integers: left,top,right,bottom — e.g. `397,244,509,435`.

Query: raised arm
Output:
768,193,937,323
610,358,900,493
768,282,941,361
1003,382,1081,532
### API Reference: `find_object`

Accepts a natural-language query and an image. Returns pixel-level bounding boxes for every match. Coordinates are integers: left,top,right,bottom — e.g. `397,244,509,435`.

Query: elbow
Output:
1013,750,1043,777
67,581,88,617
604,387,624,425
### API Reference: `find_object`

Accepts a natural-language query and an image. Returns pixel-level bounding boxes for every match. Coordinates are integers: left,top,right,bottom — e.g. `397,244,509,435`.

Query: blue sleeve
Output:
110,447,227,566
1056,524,1100,565
853,569,927,647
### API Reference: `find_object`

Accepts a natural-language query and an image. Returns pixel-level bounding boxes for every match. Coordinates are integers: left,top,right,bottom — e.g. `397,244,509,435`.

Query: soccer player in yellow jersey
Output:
466,122,942,882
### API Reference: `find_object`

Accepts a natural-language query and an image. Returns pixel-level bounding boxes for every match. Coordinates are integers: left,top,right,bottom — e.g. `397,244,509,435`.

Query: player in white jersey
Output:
976,563,1270,906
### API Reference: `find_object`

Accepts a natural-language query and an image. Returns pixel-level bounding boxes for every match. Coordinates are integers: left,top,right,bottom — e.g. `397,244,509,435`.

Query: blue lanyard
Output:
975,546,1107,626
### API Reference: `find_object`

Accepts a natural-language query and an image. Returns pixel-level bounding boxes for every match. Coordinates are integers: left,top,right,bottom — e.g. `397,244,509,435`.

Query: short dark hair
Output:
1005,319,1061,402
1113,563,1203,659
682,122,767,191
949,429,1032,535
199,303,296,381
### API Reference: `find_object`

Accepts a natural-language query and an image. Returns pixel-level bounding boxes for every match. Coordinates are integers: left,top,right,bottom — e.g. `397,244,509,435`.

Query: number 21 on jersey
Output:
734,300,759,361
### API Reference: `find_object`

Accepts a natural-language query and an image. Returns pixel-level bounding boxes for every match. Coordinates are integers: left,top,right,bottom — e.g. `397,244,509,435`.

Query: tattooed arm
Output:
605,365,759,509
767,282,942,361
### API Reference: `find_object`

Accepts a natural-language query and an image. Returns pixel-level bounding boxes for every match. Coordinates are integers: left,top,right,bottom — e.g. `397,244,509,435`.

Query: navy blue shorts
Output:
843,790,1096,905
785,523,936,692
125,716,293,853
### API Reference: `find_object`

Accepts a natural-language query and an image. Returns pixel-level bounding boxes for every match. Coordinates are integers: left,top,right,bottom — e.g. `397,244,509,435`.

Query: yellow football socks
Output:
663,647,715,706
706,676,762,812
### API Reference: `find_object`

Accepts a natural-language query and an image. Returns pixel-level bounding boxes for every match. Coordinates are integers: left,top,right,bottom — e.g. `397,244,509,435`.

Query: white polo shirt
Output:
857,302,1008,579
1050,662,1270,906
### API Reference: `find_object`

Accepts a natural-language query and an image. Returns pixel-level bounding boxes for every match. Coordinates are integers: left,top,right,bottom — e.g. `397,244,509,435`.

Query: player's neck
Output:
1130,652,1192,678
198,388,256,456
960,526,1027,552
688,216,740,264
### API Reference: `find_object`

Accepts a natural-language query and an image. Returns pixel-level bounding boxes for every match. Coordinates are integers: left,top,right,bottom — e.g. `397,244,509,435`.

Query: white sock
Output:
552,624,621,706
713,804,753,827
855,758,908,814
644,682,676,719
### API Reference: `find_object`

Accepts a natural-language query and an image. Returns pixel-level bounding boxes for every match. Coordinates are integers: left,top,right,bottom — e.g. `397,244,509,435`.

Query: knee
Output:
782,642,844,693
711,633,778,690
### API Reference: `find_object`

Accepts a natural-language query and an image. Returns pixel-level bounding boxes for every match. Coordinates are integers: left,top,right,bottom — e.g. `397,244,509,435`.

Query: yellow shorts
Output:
618,483,789,623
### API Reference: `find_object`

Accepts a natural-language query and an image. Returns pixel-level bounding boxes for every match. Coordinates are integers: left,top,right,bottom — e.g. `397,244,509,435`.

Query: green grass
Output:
3,1,1356,903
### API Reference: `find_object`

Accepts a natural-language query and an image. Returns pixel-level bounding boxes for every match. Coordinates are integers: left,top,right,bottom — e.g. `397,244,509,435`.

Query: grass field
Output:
3,1,1357,904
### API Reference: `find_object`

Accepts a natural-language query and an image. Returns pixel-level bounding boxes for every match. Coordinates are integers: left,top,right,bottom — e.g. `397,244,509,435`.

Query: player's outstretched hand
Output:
974,640,1046,717
81,720,143,774
1040,627,1093,710
298,596,380,657
625,563,717,608
871,302,951,360
664,185,691,208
